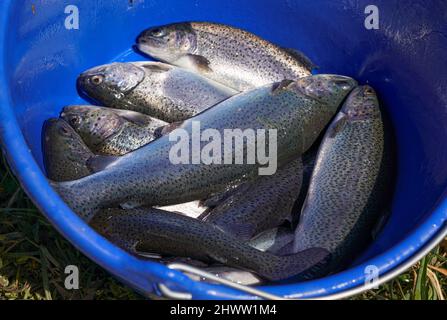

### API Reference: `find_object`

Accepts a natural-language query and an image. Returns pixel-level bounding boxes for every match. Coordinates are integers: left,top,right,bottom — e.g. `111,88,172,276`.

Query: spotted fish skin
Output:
90,208,330,281
61,105,167,156
96,123,159,156
77,62,238,122
43,118,94,182
53,75,357,222
137,22,314,91
290,146,319,225
199,158,303,241
293,86,390,276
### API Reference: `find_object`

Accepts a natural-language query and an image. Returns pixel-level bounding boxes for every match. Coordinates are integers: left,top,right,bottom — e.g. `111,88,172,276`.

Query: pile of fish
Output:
43,22,393,284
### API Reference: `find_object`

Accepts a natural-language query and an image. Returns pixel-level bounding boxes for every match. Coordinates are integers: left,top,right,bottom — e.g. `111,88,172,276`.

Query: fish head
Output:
43,118,93,181
43,117,93,171
137,23,197,62
77,63,145,102
294,74,357,106
341,85,380,120
43,118,86,155
61,105,125,147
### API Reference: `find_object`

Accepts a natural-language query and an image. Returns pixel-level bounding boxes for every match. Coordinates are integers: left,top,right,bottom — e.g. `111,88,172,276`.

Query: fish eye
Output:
69,117,81,127
150,28,166,38
90,75,104,85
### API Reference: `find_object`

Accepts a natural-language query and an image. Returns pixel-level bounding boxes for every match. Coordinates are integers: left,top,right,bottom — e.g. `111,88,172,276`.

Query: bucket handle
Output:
158,263,286,300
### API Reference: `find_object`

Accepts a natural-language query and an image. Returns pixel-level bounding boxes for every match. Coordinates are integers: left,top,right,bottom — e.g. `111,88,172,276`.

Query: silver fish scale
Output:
104,63,236,122
61,106,168,156
203,158,303,241
96,121,161,156
192,23,311,91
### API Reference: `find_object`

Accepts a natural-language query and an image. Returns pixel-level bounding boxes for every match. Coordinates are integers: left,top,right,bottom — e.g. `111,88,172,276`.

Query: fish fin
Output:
200,191,233,208
271,79,295,95
282,48,318,72
265,247,331,281
197,208,213,221
137,252,163,259
328,115,348,138
153,126,165,139
157,121,184,136
199,197,218,208
120,200,145,209
224,223,256,241
207,252,227,265
134,240,164,259
87,155,120,173
177,54,213,73
110,109,151,127
281,206,295,224
139,62,172,73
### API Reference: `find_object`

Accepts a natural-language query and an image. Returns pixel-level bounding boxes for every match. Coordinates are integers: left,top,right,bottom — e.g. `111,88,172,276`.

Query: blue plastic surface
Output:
0,0,446,299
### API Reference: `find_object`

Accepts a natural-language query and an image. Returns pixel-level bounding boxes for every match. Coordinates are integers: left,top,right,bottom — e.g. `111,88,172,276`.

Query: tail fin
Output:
260,247,331,281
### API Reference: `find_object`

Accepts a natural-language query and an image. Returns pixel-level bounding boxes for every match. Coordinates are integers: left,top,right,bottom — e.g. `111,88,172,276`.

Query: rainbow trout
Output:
90,208,330,281
77,62,238,122
137,22,315,91
60,105,167,156
293,86,390,277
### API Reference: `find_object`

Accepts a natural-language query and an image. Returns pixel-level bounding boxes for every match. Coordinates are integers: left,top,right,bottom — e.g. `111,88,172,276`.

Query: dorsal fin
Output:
139,62,172,73
87,155,120,173
271,79,295,95
156,121,184,136
110,109,154,127
328,115,348,138
282,48,318,72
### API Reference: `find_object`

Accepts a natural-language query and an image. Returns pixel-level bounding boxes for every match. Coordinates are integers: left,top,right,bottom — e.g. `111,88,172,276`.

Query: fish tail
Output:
260,247,331,281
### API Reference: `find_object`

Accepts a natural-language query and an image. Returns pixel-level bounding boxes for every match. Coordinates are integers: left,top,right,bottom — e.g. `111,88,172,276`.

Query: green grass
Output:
0,155,445,300
0,155,142,300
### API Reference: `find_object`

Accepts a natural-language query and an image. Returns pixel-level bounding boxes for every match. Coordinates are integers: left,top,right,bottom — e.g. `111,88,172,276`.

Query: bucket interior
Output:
2,0,447,292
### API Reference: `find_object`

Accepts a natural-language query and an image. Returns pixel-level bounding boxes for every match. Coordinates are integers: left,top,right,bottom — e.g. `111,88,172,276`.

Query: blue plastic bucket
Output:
0,0,446,299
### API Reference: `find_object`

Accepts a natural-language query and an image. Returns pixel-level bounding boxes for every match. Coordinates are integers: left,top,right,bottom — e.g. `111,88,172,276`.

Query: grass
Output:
0,155,141,300
0,155,445,300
